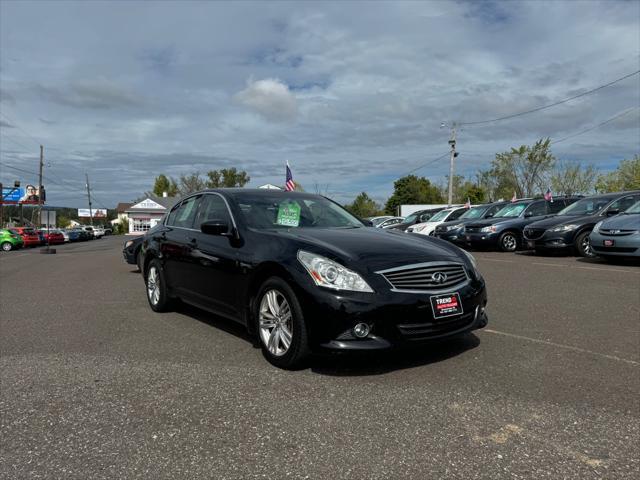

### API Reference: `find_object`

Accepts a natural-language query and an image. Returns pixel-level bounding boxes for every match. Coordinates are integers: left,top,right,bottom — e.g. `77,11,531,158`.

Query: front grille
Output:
379,262,469,292
397,311,475,339
435,226,447,234
523,228,545,240
599,229,636,237
464,225,486,233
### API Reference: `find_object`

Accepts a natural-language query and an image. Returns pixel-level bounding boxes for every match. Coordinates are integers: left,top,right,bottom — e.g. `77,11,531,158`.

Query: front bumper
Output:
295,274,488,351
525,230,576,251
463,231,500,247
590,231,640,257
434,229,466,245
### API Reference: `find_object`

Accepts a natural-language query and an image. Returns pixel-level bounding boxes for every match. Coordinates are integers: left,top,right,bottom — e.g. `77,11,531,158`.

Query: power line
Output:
404,152,450,176
0,111,44,147
0,135,35,153
551,106,639,145
460,69,640,126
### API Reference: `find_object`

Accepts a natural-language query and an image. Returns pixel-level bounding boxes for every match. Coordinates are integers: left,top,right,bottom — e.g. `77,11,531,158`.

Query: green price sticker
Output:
276,202,301,227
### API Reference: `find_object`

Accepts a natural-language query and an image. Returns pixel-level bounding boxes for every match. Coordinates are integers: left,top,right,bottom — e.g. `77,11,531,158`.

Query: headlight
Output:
412,225,426,232
297,250,373,293
447,224,463,231
592,221,603,233
461,249,478,271
550,224,579,232
480,226,497,233
125,240,134,247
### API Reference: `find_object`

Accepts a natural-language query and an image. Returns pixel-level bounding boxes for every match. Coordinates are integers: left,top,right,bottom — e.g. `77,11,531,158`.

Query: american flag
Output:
544,187,553,202
464,197,471,209
285,162,295,191
511,191,517,202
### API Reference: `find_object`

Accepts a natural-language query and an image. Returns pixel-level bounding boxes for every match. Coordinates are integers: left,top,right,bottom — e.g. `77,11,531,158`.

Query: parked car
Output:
377,216,404,229
42,230,65,245
141,189,488,369
464,197,581,252
66,228,86,241
123,236,144,271
79,226,95,239
92,226,105,238
0,229,24,251
523,191,640,257
407,207,468,236
11,227,41,247
103,227,113,236
435,201,510,245
59,230,70,242
387,208,445,231
365,216,394,227
590,201,640,260
35,230,46,245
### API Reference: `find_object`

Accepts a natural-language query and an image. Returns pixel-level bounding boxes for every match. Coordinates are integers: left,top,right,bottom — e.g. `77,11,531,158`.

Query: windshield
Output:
558,197,612,216
401,213,419,224
494,203,527,218
459,206,487,220
370,217,390,226
625,201,640,214
427,209,451,222
232,193,364,229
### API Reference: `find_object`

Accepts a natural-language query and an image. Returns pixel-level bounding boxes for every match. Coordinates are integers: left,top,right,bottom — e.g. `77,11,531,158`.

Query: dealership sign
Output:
78,208,107,218
1,186,45,205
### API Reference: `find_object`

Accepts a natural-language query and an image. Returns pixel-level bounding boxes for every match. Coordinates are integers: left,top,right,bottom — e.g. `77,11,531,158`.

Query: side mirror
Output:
201,220,230,236
606,209,620,216
485,212,494,218
524,211,534,218
364,220,374,227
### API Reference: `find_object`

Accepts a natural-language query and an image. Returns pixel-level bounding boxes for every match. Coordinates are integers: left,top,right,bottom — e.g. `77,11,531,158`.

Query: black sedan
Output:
434,201,509,245
141,189,488,369
123,236,144,271
523,191,640,257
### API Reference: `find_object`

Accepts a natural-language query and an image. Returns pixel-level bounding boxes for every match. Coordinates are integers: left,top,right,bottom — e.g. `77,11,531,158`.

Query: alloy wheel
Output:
147,266,160,305
502,234,516,251
581,234,594,257
1,242,12,251
258,289,293,357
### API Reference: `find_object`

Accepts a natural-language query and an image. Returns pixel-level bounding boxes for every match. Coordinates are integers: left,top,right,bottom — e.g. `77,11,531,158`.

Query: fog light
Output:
353,323,370,338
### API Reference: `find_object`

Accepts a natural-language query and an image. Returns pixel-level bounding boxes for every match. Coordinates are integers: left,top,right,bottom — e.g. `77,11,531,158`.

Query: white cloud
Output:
235,78,297,122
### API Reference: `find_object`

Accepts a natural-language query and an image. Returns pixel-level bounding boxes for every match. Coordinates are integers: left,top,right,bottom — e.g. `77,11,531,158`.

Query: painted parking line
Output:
483,329,639,366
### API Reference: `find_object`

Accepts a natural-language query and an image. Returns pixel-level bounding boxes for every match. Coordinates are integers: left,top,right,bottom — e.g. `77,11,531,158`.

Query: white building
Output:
124,195,177,235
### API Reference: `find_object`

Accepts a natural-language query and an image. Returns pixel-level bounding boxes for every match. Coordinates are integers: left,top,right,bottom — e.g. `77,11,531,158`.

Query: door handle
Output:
188,237,197,245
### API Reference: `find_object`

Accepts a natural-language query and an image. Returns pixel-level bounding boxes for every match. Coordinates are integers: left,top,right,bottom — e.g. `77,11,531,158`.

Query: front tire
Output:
255,277,310,370
1,242,13,251
145,259,172,312
498,231,518,252
575,231,595,258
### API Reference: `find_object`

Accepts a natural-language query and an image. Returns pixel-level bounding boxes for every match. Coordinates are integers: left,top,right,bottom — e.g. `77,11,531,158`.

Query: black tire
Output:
498,231,518,252
145,258,172,312
254,277,310,370
574,230,595,258
1,242,13,252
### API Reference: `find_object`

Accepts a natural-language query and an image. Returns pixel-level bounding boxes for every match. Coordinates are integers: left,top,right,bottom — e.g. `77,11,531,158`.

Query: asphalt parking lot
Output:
1,236,638,479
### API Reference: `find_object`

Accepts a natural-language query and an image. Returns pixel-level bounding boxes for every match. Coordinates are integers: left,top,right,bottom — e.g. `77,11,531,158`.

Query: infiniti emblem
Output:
431,272,448,284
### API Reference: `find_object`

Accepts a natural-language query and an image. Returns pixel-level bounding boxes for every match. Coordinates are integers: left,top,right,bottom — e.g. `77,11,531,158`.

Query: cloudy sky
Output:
1,0,638,208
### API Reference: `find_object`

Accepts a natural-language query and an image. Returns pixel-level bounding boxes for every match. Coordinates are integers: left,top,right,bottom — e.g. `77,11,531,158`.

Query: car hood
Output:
465,216,523,227
599,214,640,230
270,227,466,271
526,214,598,229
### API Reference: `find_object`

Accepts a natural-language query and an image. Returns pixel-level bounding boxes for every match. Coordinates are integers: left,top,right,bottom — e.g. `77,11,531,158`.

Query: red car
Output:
11,227,41,247
43,230,65,245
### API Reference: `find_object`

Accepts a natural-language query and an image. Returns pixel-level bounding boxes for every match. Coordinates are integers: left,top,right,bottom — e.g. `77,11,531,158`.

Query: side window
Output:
547,200,566,214
607,195,640,213
485,205,502,217
525,201,547,217
169,196,200,228
448,208,466,221
196,194,232,226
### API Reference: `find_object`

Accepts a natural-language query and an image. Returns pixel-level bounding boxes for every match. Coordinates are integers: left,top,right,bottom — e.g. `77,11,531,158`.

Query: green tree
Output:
177,172,206,196
595,155,640,193
459,183,486,204
344,192,384,218
550,160,597,195
384,175,444,215
153,174,178,197
205,168,250,188
483,138,556,199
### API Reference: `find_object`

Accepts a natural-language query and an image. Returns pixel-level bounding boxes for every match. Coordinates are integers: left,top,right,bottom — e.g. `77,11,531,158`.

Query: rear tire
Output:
1,242,13,251
498,232,518,252
255,277,310,370
575,231,595,258
145,259,172,312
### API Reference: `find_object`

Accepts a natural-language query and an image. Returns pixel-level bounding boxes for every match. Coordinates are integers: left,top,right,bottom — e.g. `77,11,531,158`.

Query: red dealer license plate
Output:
430,293,464,319
604,239,615,247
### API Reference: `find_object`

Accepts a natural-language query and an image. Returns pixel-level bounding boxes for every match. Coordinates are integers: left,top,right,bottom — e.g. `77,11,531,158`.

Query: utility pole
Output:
34,144,44,226
85,173,94,226
447,123,458,207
